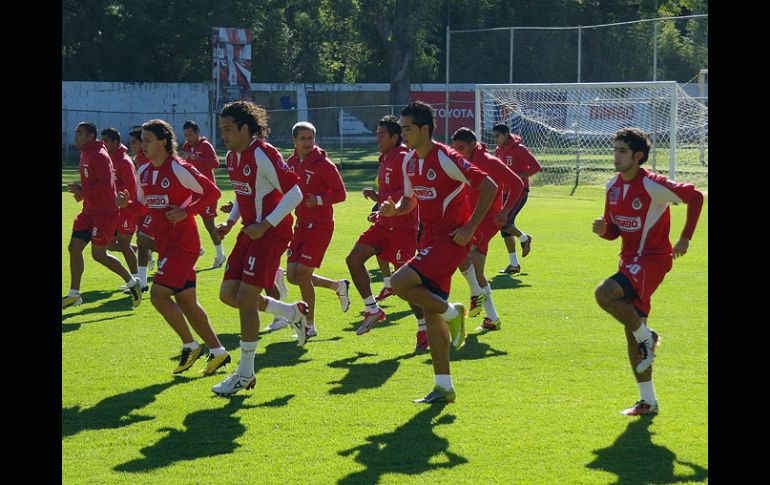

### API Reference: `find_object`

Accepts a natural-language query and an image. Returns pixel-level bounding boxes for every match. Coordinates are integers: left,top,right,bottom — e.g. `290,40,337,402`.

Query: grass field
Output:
61,162,708,484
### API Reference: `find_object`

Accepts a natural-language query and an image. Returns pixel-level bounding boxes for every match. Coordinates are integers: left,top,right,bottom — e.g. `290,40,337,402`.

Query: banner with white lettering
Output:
410,92,476,139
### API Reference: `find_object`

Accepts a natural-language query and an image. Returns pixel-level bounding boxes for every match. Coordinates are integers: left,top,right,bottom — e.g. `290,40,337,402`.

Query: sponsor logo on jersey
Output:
231,181,253,195
243,164,251,176
427,168,437,181
145,194,170,208
412,186,437,200
608,186,621,204
632,197,643,210
615,215,642,232
161,177,170,189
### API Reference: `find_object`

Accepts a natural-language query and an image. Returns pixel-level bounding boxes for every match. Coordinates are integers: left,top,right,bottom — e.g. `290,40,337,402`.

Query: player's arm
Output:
216,199,241,238
455,176,498,245
488,157,524,226
169,161,221,222
117,157,138,200
116,176,148,216
645,176,704,258
195,140,220,171
516,145,542,178
310,161,347,207
593,204,620,240
672,188,704,259
380,160,416,217
81,153,114,197
244,153,303,240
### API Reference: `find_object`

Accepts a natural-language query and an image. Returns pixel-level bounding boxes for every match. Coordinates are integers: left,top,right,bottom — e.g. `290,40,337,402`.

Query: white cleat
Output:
212,372,256,396
288,302,310,346
265,316,289,331
337,280,351,313
212,254,227,268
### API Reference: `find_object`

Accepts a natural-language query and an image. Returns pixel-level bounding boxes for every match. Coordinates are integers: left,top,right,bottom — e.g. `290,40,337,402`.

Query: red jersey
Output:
495,134,541,190
376,145,419,232
135,152,150,167
602,168,701,260
287,145,346,223
79,139,117,215
110,144,137,199
182,136,219,182
225,138,300,237
467,143,524,226
132,156,220,254
402,142,489,237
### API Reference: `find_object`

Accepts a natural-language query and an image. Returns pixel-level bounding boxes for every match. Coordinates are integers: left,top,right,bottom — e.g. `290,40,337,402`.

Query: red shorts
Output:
472,219,499,256
138,213,154,238
407,232,471,298
357,224,417,267
153,250,198,289
198,203,218,220
224,230,290,288
287,221,334,268
617,255,673,316
116,208,137,235
72,211,119,246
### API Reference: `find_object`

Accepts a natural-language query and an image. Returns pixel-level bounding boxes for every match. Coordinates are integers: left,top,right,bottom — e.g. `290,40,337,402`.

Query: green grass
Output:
62,168,708,483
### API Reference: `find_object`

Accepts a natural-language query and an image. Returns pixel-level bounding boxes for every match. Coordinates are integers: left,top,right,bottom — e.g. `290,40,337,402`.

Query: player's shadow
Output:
113,394,282,473
327,351,416,395
421,333,507,363
489,274,531,290
61,289,139,323
254,340,312,376
586,418,708,484
62,376,191,438
62,313,133,333
337,404,467,484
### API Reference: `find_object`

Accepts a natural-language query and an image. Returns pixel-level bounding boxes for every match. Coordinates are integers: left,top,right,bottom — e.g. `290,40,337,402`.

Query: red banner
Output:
410,91,476,140
212,27,253,109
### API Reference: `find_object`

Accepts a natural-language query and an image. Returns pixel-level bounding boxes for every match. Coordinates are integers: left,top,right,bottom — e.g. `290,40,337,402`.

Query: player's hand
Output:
115,189,131,209
68,182,83,198
362,187,377,201
180,151,194,160
165,208,188,223
379,196,397,217
493,209,511,228
220,201,234,213
672,237,690,259
450,225,474,246
242,220,270,240
305,194,318,208
215,221,234,238
592,216,607,236
73,193,83,202
367,211,379,223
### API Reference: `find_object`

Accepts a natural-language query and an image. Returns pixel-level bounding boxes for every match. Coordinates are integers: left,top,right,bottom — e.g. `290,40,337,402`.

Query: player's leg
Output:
413,310,455,404
136,231,156,289
149,282,202,373
376,256,394,301
459,250,485,318
346,242,378,301
621,318,659,416
287,262,318,327
201,215,226,268
63,233,89,308
115,232,138,275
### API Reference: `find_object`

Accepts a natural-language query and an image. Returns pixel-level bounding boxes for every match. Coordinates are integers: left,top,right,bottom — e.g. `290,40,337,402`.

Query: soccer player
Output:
380,101,498,404
593,127,703,416
285,122,351,341
101,128,139,286
180,120,227,268
451,127,524,331
63,122,142,309
115,119,231,376
346,115,427,349
129,126,156,291
492,123,541,275
212,100,310,397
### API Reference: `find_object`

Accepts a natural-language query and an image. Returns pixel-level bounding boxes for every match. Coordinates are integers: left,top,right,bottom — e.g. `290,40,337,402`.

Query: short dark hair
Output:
77,122,98,137
451,127,477,143
129,126,142,143
492,123,509,135
613,127,651,165
401,101,434,137
142,119,178,156
182,120,199,132
378,115,402,144
100,127,120,142
220,100,270,138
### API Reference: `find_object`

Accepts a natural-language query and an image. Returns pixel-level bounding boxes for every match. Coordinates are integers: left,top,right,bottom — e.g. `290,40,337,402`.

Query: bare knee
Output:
219,288,238,308
595,280,621,306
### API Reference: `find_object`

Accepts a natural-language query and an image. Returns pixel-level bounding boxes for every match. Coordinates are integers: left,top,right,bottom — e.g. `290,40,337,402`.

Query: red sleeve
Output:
196,140,220,171
601,203,620,240
515,145,541,178
681,190,704,240
320,159,347,205
485,155,524,210
272,151,301,194
116,156,137,199
81,151,114,197
173,161,221,217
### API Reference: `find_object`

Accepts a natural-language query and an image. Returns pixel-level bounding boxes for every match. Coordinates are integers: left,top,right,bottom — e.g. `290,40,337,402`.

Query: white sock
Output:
237,340,258,376
435,374,453,390
363,295,378,312
509,252,520,267
632,323,653,344
209,346,226,357
383,277,391,289
482,284,498,320
461,265,483,295
138,266,148,287
417,318,427,331
264,297,295,320
638,380,656,403
126,277,138,287
131,273,139,281
519,233,529,243
215,243,225,258
68,289,80,297
439,303,458,321
182,341,200,350
337,280,347,294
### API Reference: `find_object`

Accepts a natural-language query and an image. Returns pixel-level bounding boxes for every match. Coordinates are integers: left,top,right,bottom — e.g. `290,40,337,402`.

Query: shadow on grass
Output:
488,274,531,290
62,376,191,438
343,308,416,333
337,404,467,484
62,313,133,333
327,351,417,395
420,333,508,364
61,289,137,322
113,394,277,473
586,418,708,484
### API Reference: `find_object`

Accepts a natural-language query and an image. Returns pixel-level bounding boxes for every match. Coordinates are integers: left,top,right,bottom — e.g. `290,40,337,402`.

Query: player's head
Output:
100,127,121,153
491,123,510,147
399,101,434,150
376,115,402,154
613,127,651,170
292,122,316,158
219,100,270,152
182,120,200,145
75,122,98,149
451,127,478,160
128,126,143,156
141,119,178,159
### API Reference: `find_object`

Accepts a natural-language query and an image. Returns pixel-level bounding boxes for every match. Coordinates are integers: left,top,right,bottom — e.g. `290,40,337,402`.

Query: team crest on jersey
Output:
243,164,251,176
161,177,170,189
279,161,289,171
462,159,471,169
427,168,437,181
506,156,512,166
608,187,621,204
632,198,643,210
286,248,293,257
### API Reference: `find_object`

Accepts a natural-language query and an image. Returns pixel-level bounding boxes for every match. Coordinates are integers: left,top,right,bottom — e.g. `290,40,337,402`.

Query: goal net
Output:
475,82,708,188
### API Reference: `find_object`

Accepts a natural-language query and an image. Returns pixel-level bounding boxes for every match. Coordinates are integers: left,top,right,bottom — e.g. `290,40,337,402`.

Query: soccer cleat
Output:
337,280,351,313
468,293,487,318
127,279,143,308
413,385,456,404
446,303,467,350
62,295,83,309
499,264,521,275
173,346,203,374
375,286,395,302
265,316,289,332
356,308,386,335
212,254,227,269
274,268,288,300
123,285,149,294
477,317,501,331
200,352,232,376
635,330,659,374
212,371,256,396
620,399,659,416
415,329,429,351
306,325,318,340
521,235,533,258
289,302,310,346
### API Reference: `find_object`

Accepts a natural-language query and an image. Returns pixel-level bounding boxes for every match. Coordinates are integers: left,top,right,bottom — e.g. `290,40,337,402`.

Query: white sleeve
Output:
402,151,414,198
438,150,470,185
265,184,303,227
172,160,204,194
135,164,148,204
227,199,241,224
643,176,684,204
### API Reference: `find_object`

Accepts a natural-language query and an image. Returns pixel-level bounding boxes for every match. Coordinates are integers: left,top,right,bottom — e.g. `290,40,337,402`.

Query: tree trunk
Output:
378,0,413,107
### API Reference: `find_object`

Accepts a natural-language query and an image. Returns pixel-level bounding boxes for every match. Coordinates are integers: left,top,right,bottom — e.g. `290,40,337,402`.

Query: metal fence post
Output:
509,28,514,83
577,26,582,83
339,108,344,169
653,21,658,81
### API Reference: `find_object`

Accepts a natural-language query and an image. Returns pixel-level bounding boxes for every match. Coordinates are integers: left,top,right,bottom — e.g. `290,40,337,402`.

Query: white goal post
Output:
475,81,708,189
